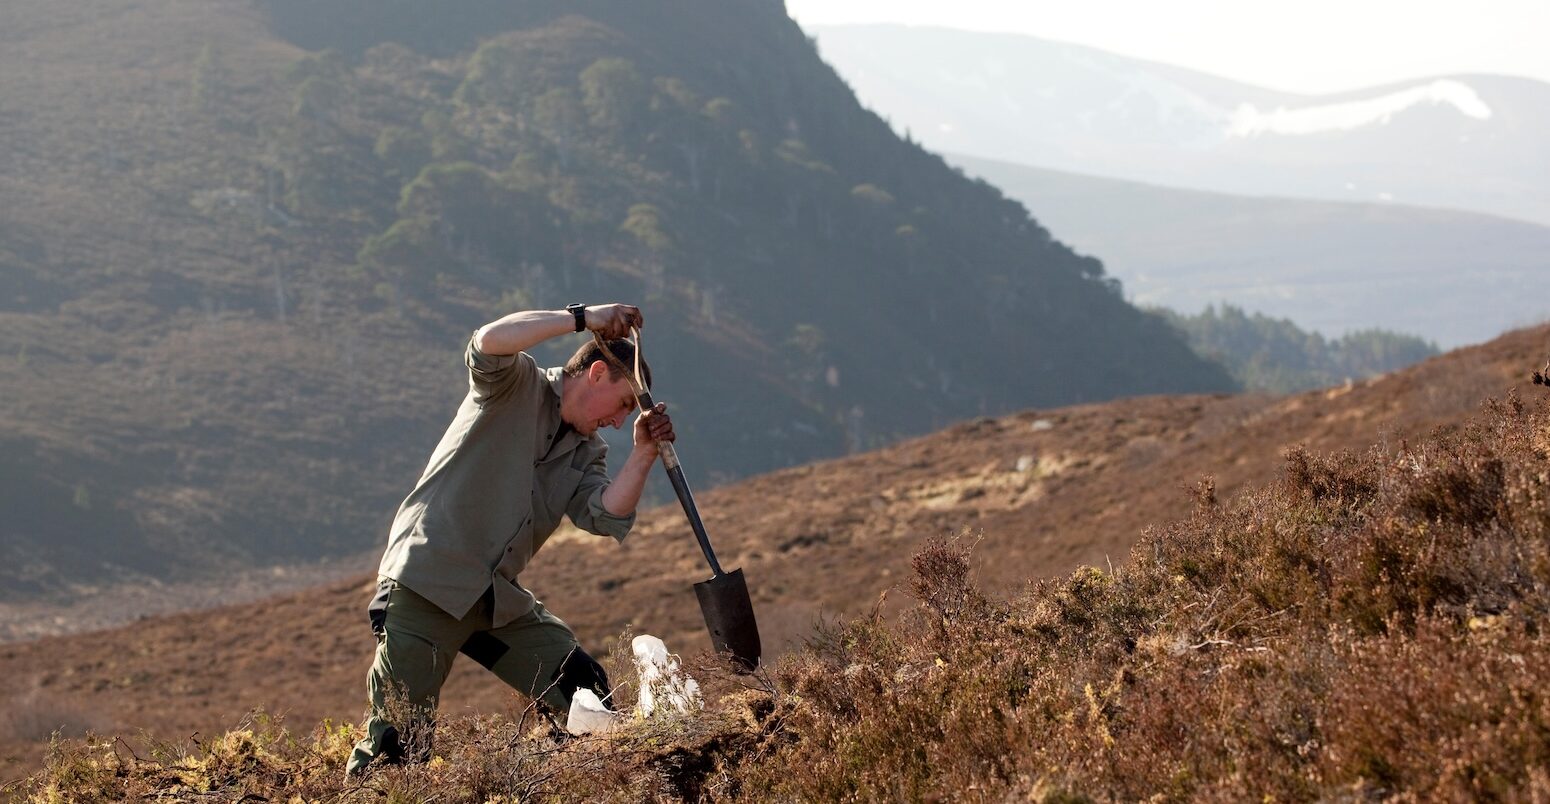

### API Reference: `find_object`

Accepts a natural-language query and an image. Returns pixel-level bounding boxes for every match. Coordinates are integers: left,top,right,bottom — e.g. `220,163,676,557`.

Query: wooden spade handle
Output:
591,331,724,576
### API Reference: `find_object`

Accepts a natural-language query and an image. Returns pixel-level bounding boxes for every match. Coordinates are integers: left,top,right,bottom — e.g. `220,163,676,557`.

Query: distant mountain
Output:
951,155,1550,348
810,25,1550,227
0,0,1231,602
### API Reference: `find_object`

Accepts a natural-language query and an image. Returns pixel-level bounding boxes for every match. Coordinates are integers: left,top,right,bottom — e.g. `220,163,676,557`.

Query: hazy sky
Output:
785,0,1550,96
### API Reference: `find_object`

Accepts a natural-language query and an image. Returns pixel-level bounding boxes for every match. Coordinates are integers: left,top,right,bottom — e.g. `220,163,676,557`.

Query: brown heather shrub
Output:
16,393,1550,801
9,691,778,803
728,392,1550,801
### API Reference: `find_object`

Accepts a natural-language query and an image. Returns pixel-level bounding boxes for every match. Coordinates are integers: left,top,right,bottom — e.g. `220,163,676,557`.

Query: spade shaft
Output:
636,387,724,576
638,391,722,576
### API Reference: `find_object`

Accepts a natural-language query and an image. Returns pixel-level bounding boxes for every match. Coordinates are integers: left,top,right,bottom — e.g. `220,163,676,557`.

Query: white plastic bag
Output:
632,634,701,718
564,634,702,734
565,688,623,735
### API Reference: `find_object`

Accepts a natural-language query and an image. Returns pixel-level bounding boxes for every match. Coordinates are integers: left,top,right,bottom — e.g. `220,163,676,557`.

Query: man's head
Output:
559,339,653,436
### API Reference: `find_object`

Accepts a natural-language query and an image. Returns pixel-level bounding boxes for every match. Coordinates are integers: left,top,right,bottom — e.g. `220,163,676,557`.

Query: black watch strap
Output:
566,303,586,333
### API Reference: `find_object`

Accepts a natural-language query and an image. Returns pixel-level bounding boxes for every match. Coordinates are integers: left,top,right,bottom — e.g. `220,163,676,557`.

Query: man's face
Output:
573,372,638,436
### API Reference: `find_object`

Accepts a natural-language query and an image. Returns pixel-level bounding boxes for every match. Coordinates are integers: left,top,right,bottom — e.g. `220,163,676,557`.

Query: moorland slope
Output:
1,322,1540,785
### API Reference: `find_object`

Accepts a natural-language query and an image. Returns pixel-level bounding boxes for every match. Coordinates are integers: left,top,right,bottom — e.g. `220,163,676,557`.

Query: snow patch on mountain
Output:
1228,80,1492,137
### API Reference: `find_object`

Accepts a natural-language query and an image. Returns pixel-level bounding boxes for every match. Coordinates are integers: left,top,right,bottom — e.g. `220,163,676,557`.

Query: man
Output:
346,302,672,775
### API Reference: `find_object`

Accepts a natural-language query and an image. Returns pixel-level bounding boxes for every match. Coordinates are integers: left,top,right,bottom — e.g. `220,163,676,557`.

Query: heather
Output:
750,391,1550,800
13,392,1550,800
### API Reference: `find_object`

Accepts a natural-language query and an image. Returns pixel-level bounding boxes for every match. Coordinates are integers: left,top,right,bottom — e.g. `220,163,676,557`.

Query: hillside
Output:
810,24,1550,227
16,393,1550,800
2,323,1541,785
0,0,1232,607
952,154,1550,349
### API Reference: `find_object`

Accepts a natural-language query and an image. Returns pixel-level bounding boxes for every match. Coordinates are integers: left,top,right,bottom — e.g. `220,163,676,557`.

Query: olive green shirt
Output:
377,336,635,627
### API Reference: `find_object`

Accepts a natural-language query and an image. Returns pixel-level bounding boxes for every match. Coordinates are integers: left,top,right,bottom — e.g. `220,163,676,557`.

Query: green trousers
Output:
346,580,608,774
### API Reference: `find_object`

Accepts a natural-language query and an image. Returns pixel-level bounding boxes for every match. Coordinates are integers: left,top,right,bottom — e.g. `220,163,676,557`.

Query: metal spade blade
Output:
694,568,761,671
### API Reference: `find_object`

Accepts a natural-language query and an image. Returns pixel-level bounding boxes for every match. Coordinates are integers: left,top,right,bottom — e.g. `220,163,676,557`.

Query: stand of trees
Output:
1156,304,1439,393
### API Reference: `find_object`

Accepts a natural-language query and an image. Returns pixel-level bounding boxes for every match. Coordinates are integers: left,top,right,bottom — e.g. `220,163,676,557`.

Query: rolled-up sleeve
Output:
466,334,538,404
566,448,635,542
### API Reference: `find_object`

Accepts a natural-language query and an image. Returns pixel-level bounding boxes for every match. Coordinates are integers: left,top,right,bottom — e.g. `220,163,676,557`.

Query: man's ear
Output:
587,359,609,383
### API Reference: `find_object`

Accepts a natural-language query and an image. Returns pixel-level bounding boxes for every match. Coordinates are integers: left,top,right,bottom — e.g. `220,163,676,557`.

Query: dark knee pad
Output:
460,631,509,670
381,718,437,768
551,647,610,704
379,725,403,764
378,723,433,766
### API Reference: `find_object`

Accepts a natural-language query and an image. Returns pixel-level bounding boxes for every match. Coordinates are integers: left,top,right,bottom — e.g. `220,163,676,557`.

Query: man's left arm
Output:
567,404,674,540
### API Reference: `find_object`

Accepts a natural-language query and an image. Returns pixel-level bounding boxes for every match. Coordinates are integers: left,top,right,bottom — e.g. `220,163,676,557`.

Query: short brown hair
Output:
563,339,652,389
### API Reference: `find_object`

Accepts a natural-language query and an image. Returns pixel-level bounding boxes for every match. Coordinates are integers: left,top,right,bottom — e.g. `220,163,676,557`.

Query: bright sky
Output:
785,0,1550,96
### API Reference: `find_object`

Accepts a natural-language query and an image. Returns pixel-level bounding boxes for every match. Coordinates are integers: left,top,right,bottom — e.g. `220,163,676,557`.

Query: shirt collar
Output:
544,365,566,401
543,366,585,450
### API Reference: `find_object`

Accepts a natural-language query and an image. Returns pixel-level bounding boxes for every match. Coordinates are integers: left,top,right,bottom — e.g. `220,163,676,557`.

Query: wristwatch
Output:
565,303,587,332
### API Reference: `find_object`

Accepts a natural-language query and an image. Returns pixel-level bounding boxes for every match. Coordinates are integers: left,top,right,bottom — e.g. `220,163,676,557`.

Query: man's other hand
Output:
634,403,674,452
585,304,644,340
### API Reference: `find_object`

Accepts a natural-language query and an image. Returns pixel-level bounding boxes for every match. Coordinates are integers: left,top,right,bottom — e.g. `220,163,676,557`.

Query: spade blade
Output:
693,568,761,672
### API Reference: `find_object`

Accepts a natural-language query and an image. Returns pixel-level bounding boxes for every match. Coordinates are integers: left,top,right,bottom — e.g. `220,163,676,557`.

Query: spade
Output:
592,333,761,671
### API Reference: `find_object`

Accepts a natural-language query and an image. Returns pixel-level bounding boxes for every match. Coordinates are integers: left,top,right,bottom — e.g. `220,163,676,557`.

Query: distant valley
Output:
951,155,1550,348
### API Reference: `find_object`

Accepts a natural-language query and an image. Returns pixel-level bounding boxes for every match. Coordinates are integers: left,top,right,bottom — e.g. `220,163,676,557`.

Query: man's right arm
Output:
473,304,644,356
